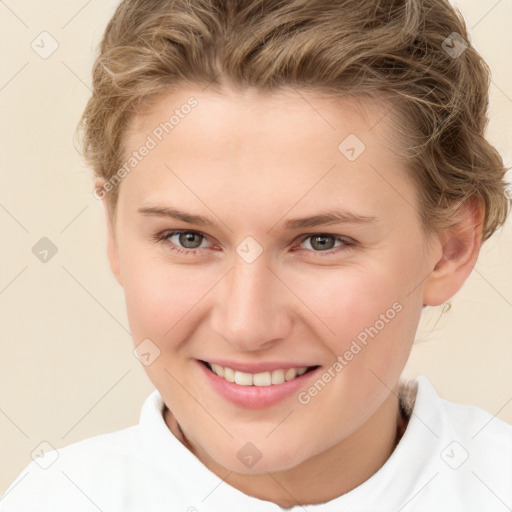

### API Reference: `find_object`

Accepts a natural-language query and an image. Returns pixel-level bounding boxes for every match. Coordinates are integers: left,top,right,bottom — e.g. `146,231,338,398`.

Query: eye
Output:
154,230,356,257
156,230,211,255
296,233,356,255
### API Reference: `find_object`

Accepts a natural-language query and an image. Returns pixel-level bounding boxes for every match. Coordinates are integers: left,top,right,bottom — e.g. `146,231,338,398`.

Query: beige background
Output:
1,0,511,495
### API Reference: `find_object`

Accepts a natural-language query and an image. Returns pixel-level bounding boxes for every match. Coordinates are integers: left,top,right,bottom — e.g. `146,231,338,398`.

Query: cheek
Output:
120,248,217,344
286,263,401,340
287,259,421,376
290,266,419,425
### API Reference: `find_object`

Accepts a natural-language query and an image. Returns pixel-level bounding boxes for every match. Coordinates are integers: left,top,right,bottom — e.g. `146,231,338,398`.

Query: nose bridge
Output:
213,251,291,350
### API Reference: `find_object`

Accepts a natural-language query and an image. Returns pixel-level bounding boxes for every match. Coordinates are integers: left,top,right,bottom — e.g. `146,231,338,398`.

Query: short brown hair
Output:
78,0,510,241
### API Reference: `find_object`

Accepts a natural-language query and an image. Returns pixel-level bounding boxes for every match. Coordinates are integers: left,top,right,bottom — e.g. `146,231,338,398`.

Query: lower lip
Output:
197,360,321,409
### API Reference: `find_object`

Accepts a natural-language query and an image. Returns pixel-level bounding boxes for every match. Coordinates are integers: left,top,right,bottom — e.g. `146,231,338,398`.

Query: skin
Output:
98,86,483,508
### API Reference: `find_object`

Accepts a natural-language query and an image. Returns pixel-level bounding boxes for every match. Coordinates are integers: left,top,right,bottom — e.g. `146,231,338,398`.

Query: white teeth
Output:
211,363,224,377
271,369,285,385
207,363,311,386
223,366,235,382
253,372,272,386
284,368,297,381
234,371,253,386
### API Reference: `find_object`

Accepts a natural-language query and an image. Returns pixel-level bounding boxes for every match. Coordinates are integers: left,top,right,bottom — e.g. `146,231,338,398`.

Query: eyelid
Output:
295,232,356,245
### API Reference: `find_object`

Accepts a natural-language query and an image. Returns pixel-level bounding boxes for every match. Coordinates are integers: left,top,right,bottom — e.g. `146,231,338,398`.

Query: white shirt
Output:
1,376,511,511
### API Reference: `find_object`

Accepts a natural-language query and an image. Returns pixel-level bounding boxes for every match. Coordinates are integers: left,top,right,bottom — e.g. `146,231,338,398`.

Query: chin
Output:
211,441,311,475
233,457,303,475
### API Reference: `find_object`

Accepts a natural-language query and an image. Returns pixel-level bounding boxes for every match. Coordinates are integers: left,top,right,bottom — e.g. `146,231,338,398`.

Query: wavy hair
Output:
78,0,510,240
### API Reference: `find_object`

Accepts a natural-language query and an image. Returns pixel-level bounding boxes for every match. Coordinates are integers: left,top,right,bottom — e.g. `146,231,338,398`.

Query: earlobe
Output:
422,199,484,307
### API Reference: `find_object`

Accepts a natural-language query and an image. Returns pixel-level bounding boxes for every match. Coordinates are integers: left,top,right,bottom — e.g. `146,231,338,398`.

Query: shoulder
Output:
435,383,512,468
429,377,512,445
403,375,512,441
0,390,166,512
0,426,146,511
404,376,512,509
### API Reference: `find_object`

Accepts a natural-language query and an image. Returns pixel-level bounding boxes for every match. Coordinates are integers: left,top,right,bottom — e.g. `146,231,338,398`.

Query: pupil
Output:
180,232,202,248
312,235,334,251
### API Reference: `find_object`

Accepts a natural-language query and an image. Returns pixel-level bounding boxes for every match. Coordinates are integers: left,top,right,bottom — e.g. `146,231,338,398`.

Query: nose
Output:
210,252,293,352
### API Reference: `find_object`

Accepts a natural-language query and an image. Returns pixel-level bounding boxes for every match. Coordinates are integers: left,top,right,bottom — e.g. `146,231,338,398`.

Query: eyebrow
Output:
137,206,377,229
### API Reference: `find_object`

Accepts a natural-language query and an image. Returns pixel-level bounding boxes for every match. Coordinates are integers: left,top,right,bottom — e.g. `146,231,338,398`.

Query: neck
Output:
165,386,408,508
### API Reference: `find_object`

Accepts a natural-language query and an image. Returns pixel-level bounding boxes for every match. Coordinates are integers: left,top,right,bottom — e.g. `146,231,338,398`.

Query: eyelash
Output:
153,230,357,257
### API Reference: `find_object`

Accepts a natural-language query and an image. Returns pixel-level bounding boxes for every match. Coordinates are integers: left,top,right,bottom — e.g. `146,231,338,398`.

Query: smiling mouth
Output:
200,360,320,386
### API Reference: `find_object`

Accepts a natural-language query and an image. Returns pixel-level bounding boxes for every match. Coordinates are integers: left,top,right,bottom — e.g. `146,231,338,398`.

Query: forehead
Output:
126,86,402,156
120,87,416,228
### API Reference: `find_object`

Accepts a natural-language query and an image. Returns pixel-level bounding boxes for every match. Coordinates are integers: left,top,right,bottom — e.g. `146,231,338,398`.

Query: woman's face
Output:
105,87,441,474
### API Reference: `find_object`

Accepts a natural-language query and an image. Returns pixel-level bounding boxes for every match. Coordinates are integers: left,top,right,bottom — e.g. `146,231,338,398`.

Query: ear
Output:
422,198,484,306
95,180,123,287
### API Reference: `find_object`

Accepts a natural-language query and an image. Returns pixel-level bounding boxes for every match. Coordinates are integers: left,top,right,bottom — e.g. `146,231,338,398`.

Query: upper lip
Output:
200,359,319,373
